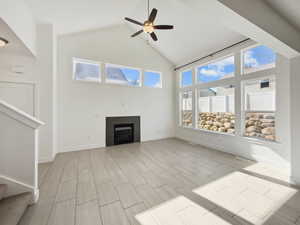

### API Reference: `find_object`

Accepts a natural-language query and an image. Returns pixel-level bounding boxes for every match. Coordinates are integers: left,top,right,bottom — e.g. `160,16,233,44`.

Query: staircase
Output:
0,100,44,225
0,184,32,225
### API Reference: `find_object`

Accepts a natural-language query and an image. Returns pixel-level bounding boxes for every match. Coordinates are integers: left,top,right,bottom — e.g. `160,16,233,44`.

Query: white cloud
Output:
154,81,162,88
244,50,259,68
199,56,234,77
200,68,219,77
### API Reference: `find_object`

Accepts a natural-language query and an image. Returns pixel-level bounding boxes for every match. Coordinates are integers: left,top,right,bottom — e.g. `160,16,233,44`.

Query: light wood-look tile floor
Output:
18,138,300,225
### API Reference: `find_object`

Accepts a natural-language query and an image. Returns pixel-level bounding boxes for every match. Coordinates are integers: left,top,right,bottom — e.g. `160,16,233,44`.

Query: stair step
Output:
0,192,31,225
0,184,7,200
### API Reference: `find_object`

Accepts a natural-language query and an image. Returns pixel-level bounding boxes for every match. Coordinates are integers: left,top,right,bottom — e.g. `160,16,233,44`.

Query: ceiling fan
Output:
124,0,174,41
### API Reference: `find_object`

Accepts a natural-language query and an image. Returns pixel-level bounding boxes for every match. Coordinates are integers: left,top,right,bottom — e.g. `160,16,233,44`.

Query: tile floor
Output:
19,138,300,225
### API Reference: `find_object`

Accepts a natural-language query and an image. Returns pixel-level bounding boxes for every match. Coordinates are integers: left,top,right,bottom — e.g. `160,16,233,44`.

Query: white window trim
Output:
143,70,163,88
72,58,102,83
177,43,277,143
104,63,142,87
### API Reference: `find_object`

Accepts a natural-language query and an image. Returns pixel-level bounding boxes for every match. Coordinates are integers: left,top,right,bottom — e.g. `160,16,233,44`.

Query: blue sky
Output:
243,45,276,70
121,68,140,85
197,56,235,83
181,70,193,87
121,69,161,87
182,45,276,85
144,71,161,87
107,66,161,87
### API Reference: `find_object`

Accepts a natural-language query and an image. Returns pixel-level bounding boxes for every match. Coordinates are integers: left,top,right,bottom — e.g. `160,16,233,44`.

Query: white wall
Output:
0,0,36,55
175,53,291,169
0,24,56,162
0,113,36,185
57,25,175,152
290,56,300,184
35,24,57,162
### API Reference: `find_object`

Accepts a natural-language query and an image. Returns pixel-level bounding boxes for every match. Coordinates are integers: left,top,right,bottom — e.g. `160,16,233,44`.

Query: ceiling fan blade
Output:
150,32,158,41
148,8,158,22
131,30,143,37
124,17,143,26
154,25,174,30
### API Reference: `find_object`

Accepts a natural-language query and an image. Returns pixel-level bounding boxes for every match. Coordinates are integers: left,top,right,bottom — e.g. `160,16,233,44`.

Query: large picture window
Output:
178,43,276,142
105,64,141,87
197,86,235,134
181,91,193,127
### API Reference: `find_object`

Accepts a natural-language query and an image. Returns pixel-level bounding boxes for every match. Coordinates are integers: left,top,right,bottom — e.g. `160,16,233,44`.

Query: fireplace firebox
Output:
106,116,140,146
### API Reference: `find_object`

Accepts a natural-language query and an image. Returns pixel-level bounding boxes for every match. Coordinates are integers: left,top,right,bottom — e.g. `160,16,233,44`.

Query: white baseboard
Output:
290,176,300,186
175,135,290,170
39,156,55,163
0,175,37,201
61,143,105,153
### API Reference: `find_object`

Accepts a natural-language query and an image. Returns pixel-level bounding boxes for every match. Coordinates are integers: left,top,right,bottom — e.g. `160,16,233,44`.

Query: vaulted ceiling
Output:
24,0,300,66
265,0,300,31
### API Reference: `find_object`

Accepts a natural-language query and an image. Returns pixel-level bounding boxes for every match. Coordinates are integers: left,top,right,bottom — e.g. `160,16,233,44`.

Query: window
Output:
144,71,162,88
243,77,276,141
181,70,193,87
196,56,234,83
197,86,235,134
243,45,276,74
181,91,193,127
177,43,277,142
73,58,101,82
105,64,141,86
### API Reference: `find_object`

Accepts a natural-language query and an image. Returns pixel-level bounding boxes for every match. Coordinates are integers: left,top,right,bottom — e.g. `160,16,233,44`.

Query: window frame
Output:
195,54,235,84
143,70,162,88
177,42,277,143
105,63,142,87
72,58,101,83
241,75,276,141
179,90,194,128
180,68,194,88
196,85,236,134
241,44,276,75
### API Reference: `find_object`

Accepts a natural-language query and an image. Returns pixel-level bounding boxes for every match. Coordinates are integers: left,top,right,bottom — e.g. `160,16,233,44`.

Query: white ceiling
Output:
24,0,246,65
266,0,300,31
0,19,31,56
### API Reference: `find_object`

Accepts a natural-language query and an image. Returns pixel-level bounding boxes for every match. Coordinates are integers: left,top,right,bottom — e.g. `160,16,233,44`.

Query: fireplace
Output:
114,123,134,145
106,116,140,146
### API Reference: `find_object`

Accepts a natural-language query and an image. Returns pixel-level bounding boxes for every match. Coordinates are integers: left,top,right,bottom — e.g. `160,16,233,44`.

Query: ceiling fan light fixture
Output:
143,22,154,33
125,0,174,41
0,37,9,47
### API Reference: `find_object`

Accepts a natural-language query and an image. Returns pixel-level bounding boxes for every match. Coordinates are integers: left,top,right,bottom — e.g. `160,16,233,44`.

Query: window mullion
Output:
192,68,197,128
235,51,243,136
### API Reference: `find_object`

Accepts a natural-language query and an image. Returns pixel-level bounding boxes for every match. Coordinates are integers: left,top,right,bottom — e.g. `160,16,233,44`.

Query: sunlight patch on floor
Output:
135,196,233,225
193,171,300,224
243,162,290,182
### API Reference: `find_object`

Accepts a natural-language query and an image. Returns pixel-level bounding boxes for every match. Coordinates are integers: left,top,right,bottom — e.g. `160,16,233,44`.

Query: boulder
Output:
262,127,275,135
265,135,276,141
263,114,275,119
224,122,232,129
246,126,256,133
227,129,235,134
261,123,274,128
